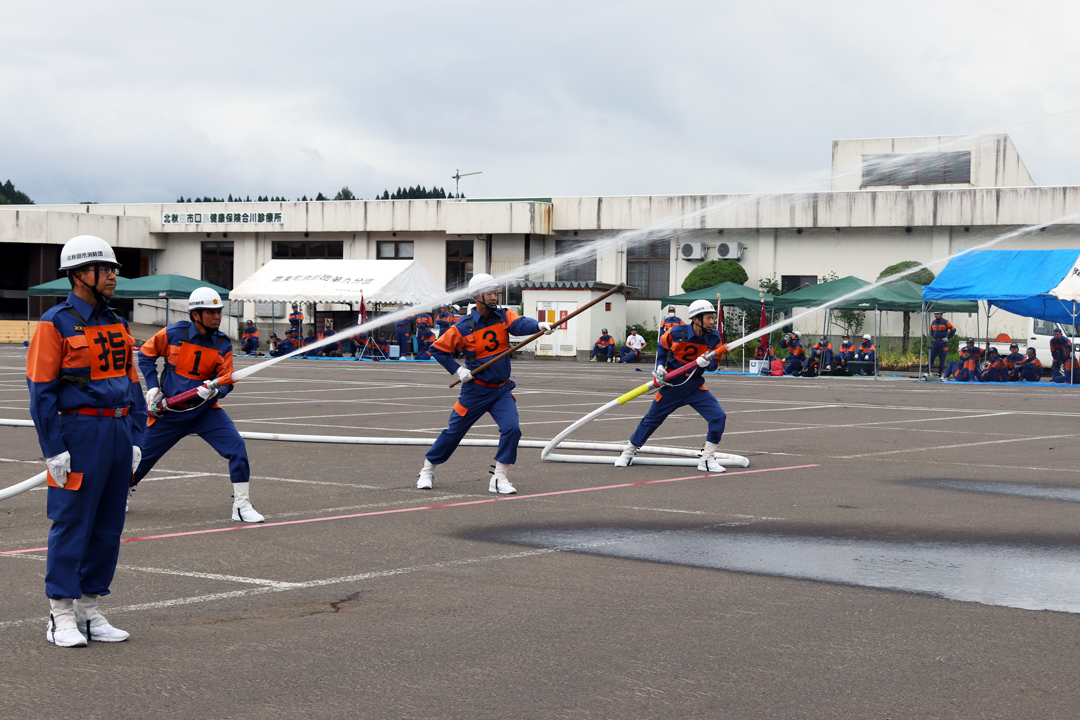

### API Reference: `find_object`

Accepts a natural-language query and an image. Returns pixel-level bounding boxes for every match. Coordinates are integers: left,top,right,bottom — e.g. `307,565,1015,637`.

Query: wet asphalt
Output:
1,353,1079,719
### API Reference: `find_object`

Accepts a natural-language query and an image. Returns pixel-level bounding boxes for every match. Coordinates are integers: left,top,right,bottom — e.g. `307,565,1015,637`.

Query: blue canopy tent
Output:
924,249,1080,383
923,249,1080,324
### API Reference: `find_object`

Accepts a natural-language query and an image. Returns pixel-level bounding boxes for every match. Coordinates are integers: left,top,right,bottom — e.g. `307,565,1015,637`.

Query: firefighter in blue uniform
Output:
394,304,413,357
317,318,339,356
590,329,616,362
616,299,730,472
415,326,437,360
808,335,833,373
435,306,454,334
28,235,145,647
241,319,259,354
271,330,298,356
1050,328,1072,378
979,347,1008,382
660,306,683,333
1014,347,1043,382
288,303,304,335
929,312,956,377
1003,343,1024,380
416,274,552,494
780,331,805,375
134,287,264,523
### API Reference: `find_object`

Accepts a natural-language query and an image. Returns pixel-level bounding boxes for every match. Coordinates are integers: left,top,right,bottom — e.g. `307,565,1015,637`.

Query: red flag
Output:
758,296,768,351
359,292,367,325
717,297,726,345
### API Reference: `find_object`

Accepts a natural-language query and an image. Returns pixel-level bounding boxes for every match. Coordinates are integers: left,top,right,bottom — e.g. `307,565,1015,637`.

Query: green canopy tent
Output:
771,275,871,311
112,274,231,328
661,282,775,313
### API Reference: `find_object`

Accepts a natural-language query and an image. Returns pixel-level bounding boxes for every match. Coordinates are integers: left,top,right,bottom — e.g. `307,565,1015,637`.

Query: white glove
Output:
196,381,218,401
652,365,669,386
538,321,554,335
145,387,162,406
131,446,142,473
456,366,474,383
46,451,71,488
696,354,710,368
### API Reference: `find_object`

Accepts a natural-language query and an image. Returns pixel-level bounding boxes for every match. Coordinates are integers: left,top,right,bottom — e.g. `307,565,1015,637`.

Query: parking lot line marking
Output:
0,464,817,555
833,434,1076,459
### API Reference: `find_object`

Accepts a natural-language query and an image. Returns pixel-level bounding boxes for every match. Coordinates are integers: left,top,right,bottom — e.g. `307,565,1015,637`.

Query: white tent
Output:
228,259,445,305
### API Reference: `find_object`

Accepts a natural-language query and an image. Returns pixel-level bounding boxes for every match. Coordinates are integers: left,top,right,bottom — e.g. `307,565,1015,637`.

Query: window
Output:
202,241,233,289
272,241,343,259
555,239,596,283
627,239,670,299
862,152,971,187
377,241,414,259
781,275,817,294
446,240,474,292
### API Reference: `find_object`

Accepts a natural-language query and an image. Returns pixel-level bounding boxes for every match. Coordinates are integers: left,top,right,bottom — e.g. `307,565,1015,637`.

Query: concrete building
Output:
5,134,1079,351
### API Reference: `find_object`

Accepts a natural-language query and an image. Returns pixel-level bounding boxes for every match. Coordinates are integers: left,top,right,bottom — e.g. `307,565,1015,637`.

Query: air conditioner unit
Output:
680,242,708,261
716,241,745,260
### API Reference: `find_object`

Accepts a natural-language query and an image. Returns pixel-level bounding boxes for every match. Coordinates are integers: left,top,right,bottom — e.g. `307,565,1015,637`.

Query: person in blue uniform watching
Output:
415,326,437,360
780,331,805,375
1013,347,1043,382
808,335,833,373
1052,352,1080,384
27,235,145,647
615,299,730,472
436,306,454,334
1050,328,1072,378
1003,343,1024,378
929,312,957,377
416,273,552,495
317,318,339,356
241,319,259,354
833,334,855,372
303,329,318,356
590,329,615,362
660,306,683,333
134,287,264,524
394,304,413,358
855,334,876,363
979,347,1008,382
415,310,434,333
271,330,298,357
288,303,304,335
943,345,979,382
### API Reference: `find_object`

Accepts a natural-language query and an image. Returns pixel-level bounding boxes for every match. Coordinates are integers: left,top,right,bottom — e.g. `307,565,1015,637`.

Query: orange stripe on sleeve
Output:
140,328,169,359
433,326,462,353
26,321,62,383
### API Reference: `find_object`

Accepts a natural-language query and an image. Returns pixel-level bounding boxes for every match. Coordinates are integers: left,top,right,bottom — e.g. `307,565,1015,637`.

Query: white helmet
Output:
189,287,223,311
863,333,872,340
468,273,498,294
791,331,801,339
59,235,120,272
687,299,715,319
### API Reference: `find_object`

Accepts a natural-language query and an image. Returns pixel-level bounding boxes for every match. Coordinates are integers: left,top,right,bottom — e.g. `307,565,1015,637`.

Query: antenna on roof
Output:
452,168,482,198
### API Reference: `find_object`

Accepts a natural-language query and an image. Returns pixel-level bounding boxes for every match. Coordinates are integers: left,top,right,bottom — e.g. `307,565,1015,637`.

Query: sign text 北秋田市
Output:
162,212,283,225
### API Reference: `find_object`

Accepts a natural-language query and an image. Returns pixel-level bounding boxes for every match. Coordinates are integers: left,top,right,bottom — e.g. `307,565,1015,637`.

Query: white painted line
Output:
833,433,1078,459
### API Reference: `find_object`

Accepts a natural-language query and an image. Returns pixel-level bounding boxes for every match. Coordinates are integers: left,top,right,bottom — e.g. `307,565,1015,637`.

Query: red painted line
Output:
1,464,817,555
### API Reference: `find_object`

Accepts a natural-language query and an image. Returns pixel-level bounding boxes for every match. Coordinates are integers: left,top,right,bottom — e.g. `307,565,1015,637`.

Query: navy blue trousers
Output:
930,340,949,372
46,413,134,599
134,406,250,485
395,328,410,356
591,343,614,360
629,379,726,448
426,382,521,465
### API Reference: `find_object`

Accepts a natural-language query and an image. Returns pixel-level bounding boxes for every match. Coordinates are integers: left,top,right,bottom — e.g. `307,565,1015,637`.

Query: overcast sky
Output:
4,1,1080,204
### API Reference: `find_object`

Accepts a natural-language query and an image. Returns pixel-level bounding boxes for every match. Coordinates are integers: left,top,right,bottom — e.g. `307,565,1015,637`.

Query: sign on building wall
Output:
162,211,283,225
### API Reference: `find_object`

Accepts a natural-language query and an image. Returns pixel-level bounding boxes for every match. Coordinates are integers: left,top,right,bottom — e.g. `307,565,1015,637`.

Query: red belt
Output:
471,379,508,389
61,406,130,418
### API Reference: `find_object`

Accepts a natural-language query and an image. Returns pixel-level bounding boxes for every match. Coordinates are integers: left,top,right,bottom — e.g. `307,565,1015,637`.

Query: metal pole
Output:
741,310,745,373
874,307,879,379
918,303,925,381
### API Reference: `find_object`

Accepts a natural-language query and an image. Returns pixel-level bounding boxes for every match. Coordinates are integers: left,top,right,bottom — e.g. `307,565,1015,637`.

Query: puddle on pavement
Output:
487,526,1080,613
918,479,1080,503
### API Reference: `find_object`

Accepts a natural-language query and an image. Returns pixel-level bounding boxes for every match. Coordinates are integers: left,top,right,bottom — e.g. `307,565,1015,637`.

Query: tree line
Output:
175,185,464,204
0,180,33,205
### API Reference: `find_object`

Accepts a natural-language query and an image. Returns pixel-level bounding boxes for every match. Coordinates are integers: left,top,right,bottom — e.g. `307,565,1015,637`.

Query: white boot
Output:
125,485,135,513
697,441,726,473
488,462,516,494
417,459,435,489
614,443,639,467
46,598,87,647
231,482,265,523
74,594,129,642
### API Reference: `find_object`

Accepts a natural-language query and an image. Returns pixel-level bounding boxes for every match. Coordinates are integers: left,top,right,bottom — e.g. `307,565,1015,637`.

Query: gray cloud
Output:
2,1,1079,203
